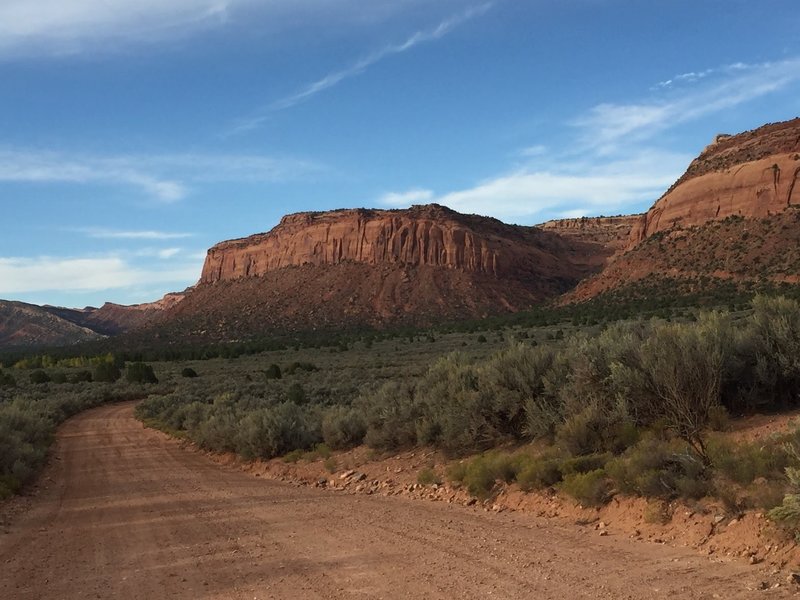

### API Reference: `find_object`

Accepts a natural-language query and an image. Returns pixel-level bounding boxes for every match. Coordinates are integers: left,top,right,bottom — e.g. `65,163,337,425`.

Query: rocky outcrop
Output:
42,292,187,337
539,215,641,255
202,204,549,283
141,205,620,341
629,118,800,246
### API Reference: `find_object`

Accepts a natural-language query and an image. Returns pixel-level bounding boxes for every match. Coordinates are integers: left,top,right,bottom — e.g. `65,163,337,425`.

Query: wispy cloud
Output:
0,0,241,57
79,228,194,241
380,150,690,221
230,3,493,133
577,58,800,152
0,255,201,295
380,56,800,223
0,149,324,201
377,189,435,206
0,149,187,202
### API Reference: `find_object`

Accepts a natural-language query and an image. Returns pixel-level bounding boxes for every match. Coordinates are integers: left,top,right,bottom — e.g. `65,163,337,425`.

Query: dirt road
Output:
0,403,792,599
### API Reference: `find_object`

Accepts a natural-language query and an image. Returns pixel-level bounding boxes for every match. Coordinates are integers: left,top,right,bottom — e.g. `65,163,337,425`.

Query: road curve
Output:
0,402,790,599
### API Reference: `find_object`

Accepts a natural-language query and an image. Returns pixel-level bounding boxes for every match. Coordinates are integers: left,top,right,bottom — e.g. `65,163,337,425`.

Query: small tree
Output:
93,361,121,383
29,370,51,385
126,362,158,384
636,315,729,464
264,364,282,380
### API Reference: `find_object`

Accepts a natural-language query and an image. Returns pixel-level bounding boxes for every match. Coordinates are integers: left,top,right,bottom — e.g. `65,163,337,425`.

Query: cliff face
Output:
539,215,641,255
564,117,800,305
141,204,619,341
629,118,800,246
201,205,534,284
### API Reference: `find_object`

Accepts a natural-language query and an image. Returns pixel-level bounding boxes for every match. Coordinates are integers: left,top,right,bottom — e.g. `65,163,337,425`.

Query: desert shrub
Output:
68,370,92,384
0,370,16,387
479,343,558,440
286,382,307,405
734,296,800,411
93,361,121,383
708,438,789,485
181,367,199,378
744,479,787,511
459,452,527,498
234,403,320,460
283,449,305,463
643,500,672,525
555,407,637,456
309,443,332,460
126,362,158,384
605,435,709,500
360,380,423,451
324,456,337,473
264,364,282,380
560,469,612,507
445,451,535,497
29,370,50,384
624,314,730,462
51,372,68,384
516,456,562,491
417,467,441,486
559,453,612,476
284,361,318,375
446,461,468,484
321,405,366,450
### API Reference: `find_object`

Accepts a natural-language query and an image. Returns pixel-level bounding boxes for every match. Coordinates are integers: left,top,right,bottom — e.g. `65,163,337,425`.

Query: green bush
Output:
29,370,51,384
284,361,318,375
126,362,158,384
560,469,612,506
417,467,441,486
605,436,709,500
264,364,282,380
286,382,307,405
93,361,121,383
0,370,16,387
361,380,422,451
516,457,562,491
321,406,366,450
708,438,789,485
68,370,92,384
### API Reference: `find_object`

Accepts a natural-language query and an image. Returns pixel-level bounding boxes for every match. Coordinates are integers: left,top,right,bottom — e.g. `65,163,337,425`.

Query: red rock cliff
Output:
202,204,535,284
629,118,800,246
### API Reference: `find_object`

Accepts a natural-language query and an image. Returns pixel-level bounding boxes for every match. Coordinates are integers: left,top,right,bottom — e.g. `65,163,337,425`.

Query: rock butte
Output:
200,204,614,285
629,118,800,247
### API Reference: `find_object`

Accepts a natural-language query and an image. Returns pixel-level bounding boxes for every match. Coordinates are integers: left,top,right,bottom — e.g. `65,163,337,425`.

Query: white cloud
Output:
0,149,323,201
0,255,202,294
519,145,548,158
378,189,435,206
81,229,193,241
578,58,800,152
0,0,480,58
379,56,800,224
0,0,241,57
157,248,182,259
381,150,689,221
230,3,493,132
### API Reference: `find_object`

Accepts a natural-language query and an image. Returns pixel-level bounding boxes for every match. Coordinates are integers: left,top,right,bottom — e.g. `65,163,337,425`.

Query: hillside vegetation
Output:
134,296,800,519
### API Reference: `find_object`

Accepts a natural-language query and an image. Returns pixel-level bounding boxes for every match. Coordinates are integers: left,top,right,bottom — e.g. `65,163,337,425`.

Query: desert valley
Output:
3,2,800,599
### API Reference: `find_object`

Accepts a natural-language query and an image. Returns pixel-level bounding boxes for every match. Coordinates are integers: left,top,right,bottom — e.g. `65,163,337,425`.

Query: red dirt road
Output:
0,403,792,599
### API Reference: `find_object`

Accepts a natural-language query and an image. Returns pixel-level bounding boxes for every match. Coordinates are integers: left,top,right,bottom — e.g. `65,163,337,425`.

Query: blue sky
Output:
1,0,799,308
